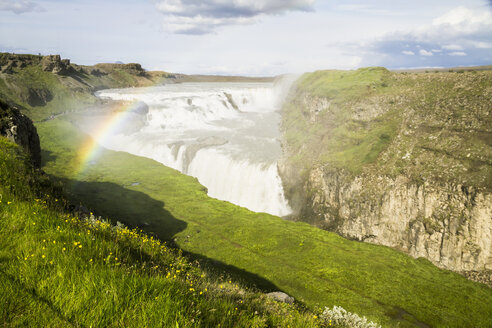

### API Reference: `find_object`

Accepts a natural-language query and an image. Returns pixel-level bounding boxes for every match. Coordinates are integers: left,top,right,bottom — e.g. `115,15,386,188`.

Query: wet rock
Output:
224,92,240,111
182,136,229,173
130,101,149,115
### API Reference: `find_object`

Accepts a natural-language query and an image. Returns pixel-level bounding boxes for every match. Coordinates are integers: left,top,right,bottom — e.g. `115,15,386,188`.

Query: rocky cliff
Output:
304,168,491,272
280,68,492,274
0,99,41,167
0,53,172,121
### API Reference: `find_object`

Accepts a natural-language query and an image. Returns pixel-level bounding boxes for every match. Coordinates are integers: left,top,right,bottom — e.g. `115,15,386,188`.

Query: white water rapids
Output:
82,81,293,216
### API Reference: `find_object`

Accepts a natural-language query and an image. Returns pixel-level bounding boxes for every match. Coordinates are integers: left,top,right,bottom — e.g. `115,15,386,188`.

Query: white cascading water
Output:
81,81,293,216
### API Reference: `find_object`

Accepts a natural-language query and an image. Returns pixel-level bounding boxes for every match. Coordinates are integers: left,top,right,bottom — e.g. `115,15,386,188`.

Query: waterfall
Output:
86,81,292,216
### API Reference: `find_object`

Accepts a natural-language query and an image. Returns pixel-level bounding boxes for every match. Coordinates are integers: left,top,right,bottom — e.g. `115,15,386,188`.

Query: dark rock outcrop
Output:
22,88,53,107
94,63,147,77
41,55,73,75
0,100,41,168
89,68,106,77
0,53,75,76
1,61,15,74
0,53,43,68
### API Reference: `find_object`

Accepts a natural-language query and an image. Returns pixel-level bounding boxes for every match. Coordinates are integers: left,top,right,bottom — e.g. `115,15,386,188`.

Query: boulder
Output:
0,100,41,168
266,292,294,304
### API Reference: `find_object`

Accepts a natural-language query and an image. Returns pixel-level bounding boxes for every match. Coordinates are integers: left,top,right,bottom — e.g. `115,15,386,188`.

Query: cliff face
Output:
0,99,41,167
280,68,492,272
304,168,491,271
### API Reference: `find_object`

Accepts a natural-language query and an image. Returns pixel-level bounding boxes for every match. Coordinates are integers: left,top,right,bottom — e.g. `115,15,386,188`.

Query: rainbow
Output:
74,100,143,177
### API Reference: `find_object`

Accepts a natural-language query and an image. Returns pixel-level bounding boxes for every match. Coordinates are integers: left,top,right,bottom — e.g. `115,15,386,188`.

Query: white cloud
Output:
337,3,401,16
155,0,316,34
361,6,492,67
419,49,433,56
448,51,467,56
0,0,42,14
162,14,254,34
473,41,492,48
442,44,464,50
402,50,415,55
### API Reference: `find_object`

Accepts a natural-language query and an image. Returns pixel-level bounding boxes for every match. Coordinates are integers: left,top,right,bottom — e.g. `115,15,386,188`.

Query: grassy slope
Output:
0,63,167,121
0,137,319,327
281,68,492,189
34,117,492,328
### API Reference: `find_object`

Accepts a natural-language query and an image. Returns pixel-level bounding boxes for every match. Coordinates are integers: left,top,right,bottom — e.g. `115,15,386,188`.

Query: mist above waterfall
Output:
78,80,294,216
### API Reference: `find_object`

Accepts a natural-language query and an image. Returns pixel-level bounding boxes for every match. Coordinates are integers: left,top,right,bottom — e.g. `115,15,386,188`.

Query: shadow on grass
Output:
179,249,281,293
56,177,186,240
52,177,286,295
40,149,58,167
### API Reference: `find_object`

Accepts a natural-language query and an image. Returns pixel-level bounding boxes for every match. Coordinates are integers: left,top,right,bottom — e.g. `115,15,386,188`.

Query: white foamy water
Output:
82,81,293,216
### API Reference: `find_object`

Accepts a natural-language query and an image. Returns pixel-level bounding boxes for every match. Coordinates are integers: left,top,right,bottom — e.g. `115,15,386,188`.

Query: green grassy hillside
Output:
0,137,320,327
33,117,492,327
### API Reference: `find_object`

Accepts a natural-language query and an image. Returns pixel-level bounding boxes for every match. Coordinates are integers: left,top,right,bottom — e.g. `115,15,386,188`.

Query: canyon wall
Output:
280,68,492,272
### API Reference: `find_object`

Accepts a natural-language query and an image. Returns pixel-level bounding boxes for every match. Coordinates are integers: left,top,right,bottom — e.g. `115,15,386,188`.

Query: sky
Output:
0,0,491,76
